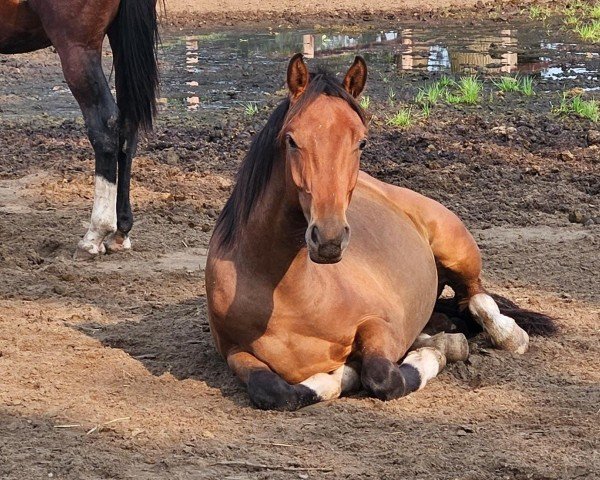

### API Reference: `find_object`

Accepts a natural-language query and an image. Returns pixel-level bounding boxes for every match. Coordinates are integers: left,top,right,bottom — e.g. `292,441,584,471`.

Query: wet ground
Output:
1,16,599,480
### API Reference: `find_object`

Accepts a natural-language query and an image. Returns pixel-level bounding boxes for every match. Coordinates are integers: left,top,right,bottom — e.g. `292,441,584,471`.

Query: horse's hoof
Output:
104,232,132,254
434,333,469,362
74,240,105,260
494,323,529,354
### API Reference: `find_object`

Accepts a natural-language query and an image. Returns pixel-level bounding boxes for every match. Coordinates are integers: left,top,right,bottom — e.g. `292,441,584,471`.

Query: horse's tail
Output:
435,293,558,337
108,0,160,132
490,293,558,336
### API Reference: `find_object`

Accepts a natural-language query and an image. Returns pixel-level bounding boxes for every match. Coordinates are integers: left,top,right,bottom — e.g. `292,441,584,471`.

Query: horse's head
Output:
282,54,368,264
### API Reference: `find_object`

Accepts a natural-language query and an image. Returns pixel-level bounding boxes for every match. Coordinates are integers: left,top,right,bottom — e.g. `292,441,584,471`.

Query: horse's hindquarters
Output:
0,1,50,53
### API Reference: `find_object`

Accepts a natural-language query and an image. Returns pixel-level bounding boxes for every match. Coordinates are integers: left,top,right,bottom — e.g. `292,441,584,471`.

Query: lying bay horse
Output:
206,54,533,411
0,0,159,257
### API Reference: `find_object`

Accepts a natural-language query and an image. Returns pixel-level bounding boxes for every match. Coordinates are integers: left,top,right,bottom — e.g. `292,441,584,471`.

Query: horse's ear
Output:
287,53,309,99
343,56,367,98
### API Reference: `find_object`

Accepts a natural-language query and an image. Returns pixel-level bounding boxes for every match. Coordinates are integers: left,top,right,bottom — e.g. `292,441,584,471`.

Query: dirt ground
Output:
1,1,599,479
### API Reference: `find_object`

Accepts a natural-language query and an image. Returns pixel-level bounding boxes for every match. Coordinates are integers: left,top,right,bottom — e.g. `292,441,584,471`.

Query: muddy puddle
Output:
0,20,599,118
158,21,599,111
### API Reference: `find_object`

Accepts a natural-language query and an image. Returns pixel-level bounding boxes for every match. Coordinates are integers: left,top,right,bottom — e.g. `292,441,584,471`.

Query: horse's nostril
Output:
310,225,319,244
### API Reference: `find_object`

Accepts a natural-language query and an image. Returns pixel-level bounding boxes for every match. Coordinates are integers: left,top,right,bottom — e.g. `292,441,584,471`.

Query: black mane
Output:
213,68,366,249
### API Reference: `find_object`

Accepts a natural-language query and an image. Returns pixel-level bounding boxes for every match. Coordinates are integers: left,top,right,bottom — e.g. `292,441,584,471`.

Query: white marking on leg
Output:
411,332,469,363
340,363,361,393
469,293,529,354
77,175,117,256
300,365,353,401
401,347,446,391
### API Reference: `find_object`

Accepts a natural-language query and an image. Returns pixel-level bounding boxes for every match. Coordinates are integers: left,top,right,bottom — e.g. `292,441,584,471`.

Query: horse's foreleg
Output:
55,46,119,258
357,318,446,401
104,122,137,253
227,351,358,411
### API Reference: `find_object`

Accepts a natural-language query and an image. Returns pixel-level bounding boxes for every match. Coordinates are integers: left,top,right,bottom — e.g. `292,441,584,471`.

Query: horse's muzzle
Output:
306,223,350,264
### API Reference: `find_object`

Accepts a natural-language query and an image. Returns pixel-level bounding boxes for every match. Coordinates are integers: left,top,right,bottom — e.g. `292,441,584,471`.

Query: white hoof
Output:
104,232,132,254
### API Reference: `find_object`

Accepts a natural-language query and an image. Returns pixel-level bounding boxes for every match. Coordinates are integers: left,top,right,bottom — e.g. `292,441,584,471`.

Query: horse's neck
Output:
239,157,306,270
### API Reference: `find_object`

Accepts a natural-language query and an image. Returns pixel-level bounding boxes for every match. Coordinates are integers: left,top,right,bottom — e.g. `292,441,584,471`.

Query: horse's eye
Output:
359,139,367,150
286,134,298,149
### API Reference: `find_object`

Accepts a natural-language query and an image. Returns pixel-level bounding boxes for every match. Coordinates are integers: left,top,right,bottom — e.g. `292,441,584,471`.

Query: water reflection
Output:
158,24,599,111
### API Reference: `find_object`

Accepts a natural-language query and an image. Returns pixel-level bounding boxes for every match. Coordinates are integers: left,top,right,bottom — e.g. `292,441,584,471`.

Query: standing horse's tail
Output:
108,0,160,131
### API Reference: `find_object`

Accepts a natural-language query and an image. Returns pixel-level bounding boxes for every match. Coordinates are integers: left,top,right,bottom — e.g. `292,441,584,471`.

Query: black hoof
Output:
247,370,318,411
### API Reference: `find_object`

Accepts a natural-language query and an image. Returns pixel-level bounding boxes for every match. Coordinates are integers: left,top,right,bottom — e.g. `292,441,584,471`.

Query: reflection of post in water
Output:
185,37,199,72
394,29,429,71
185,36,200,110
449,30,517,73
303,34,315,59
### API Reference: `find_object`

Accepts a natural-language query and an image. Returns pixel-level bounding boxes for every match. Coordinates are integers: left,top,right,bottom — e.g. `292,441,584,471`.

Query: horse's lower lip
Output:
309,252,343,264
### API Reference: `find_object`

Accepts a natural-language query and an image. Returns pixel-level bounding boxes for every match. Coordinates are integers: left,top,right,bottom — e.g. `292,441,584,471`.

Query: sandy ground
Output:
1,4,599,480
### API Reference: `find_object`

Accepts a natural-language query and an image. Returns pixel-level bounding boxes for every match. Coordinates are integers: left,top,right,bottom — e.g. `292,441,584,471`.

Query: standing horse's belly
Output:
0,1,50,53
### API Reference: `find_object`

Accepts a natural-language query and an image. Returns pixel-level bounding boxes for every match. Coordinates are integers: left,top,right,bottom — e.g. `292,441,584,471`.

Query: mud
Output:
1,12,599,480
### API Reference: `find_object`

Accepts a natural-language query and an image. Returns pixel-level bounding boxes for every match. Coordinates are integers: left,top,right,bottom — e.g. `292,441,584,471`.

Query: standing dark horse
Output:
0,0,159,257
206,54,543,411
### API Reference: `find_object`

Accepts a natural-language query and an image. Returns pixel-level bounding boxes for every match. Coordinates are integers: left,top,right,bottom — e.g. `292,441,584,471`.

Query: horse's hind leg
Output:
103,121,137,253
50,44,119,258
410,332,469,363
433,222,529,354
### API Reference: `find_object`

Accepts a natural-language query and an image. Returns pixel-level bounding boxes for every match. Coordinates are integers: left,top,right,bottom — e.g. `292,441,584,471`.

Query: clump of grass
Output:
493,76,520,93
519,76,535,96
493,75,534,96
359,95,371,110
416,82,446,105
387,108,413,128
387,87,396,106
529,5,552,21
591,4,600,19
421,102,431,118
553,94,599,122
454,76,483,104
243,102,259,116
438,75,455,88
574,20,600,41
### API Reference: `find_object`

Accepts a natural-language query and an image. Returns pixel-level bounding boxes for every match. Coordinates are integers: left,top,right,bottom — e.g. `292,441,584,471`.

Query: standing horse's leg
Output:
58,48,120,259
103,121,137,253
356,318,447,401
227,351,359,411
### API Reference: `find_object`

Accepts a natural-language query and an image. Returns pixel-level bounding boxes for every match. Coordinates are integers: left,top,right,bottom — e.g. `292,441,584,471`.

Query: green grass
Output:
591,4,600,19
421,102,431,118
574,20,600,41
359,95,371,110
553,94,599,122
529,5,552,21
453,76,483,104
387,87,397,105
493,76,534,96
387,108,413,128
243,102,259,116
519,76,535,96
493,76,520,93
416,82,446,105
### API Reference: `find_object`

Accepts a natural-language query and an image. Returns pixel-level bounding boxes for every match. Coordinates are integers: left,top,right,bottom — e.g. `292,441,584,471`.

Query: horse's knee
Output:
361,356,408,401
247,370,317,411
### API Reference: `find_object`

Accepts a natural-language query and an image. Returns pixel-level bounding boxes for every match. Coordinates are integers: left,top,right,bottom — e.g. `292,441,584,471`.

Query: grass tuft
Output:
359,95,371,110
387,108,413,128
243,102,259,116
454,76,483,104
553,94,599,122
